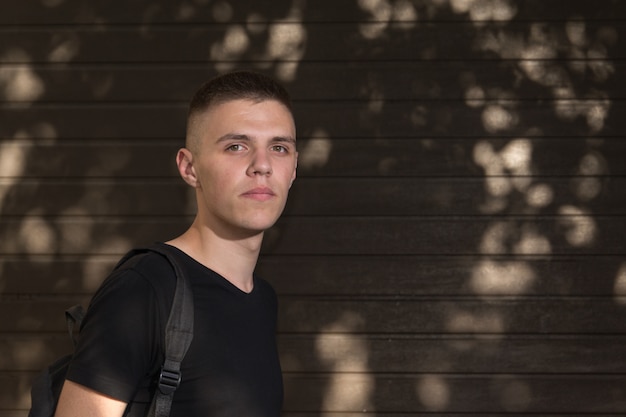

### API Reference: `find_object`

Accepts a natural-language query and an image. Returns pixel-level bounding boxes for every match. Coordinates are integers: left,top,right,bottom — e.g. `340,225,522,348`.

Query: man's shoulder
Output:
103,245,180,295
116,245,178,276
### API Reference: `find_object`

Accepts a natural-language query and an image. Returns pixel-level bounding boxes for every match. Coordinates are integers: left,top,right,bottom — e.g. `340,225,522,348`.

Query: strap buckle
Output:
158,367,181,395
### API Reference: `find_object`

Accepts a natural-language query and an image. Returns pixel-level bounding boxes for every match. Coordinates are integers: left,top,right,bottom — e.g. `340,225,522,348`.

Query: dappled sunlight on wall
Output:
416,374,449,412
299,129,333,170
0,52,44,102
357,0,418,38
1,0,624,414
210,0,307,81
316,312,374,413
614,263,626,301
450,0,517,24
471,260,536,296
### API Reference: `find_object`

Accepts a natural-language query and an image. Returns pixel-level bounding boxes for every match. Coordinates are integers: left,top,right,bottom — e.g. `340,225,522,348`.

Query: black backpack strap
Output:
64,304,85,347
120,244,194,417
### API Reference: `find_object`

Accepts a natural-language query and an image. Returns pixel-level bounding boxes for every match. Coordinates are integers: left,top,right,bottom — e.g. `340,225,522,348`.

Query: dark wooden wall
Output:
1,0,625,415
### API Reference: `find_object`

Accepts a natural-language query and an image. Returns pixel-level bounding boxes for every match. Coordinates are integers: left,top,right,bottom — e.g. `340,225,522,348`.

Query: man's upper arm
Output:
54,380,127,417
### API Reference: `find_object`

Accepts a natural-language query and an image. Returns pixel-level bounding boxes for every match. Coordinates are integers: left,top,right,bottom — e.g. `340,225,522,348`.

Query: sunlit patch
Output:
578,151,607,175
558,205,596,247
479,221,552,255
0,50,45,102
588,58,615,82
479,221,510,254
266,18,306,79
416,374,449,411
465,85,486,107
446,310,504,333
514,224,551,255
317,312,373,412
613,263,626,302
49,33,80,62
565,18,587,47
246,13,268,33
500,139,531,173
214,25,249,57
0,139,32,178
526,183,554,207
585,98,610,132
450,0,517,24
299,130,332,170
0,138,34,213
19,214,56,254
316,334,369,371
473,139,534,205
450,0,473,14
358,0,391,38
572,177,601,201
393,0,418,29
471,260,536,296
0,66,44,102
482,104,517,132
486,177,512,197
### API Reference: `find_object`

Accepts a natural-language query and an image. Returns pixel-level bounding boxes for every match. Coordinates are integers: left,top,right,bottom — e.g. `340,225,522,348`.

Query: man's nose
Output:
247,149,272,176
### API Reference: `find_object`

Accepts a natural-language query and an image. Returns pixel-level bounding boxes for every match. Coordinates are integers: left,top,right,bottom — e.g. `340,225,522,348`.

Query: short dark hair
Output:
188,71,292,117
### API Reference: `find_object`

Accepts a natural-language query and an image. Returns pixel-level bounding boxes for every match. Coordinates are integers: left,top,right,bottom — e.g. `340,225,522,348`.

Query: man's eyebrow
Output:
271,136,297,145
216,133,251,143
216,133,296,145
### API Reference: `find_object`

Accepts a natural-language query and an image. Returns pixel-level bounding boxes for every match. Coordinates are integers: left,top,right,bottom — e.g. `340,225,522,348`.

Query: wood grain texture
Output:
1,20,624,63
1,0,625,414
1,138,623,177
2,100,625,139
1,0,624,24
2,60,624,102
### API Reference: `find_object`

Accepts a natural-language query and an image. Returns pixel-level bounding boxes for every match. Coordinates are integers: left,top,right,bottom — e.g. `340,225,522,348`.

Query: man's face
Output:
189,99,297,238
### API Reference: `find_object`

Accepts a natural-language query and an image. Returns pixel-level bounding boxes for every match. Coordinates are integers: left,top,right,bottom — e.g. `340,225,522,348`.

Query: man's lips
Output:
241,187,276,201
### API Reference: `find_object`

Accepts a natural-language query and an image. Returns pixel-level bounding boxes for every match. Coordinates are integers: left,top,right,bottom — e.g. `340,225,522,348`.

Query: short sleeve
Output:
65,254,174,402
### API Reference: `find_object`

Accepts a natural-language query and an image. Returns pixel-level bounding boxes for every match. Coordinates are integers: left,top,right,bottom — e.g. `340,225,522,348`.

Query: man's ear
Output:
176,148,199,188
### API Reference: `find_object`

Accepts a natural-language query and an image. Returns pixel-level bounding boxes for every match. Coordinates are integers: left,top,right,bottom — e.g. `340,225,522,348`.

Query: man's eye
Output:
272,145,288,153
227,144,244,151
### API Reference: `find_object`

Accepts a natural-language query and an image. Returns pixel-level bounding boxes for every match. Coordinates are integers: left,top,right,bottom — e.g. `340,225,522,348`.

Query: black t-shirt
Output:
66,243,283,417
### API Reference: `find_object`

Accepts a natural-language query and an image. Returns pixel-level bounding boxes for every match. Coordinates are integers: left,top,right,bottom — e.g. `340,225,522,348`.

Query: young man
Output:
54,71,298,417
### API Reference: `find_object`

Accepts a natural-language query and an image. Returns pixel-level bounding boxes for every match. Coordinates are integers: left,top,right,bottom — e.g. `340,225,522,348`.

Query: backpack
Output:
28,245,195,417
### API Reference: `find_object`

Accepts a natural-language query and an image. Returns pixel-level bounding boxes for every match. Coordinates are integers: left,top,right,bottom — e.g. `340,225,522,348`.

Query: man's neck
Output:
167,221,262,293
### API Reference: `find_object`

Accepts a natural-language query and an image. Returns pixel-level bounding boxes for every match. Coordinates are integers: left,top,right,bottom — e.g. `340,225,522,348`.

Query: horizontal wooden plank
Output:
1,137,624,178
2,59,623,102
0,20,624,64
1,0,624,24
5,371,626,412
2,255,624,297
284,334,626,373
260,255,626,297
2,296,625,334
282,373,626,413
1,99,624,140
2,176,625,217
4,333,626,374
265,216,626,256
276,296,626,334
0,216,624,256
